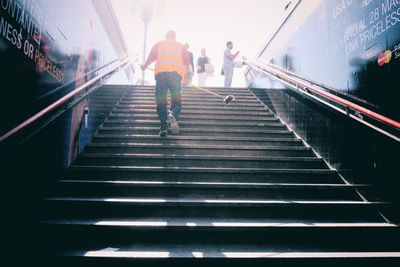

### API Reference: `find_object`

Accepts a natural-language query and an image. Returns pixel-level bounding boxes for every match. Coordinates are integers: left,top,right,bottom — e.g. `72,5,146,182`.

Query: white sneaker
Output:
167,112,179,134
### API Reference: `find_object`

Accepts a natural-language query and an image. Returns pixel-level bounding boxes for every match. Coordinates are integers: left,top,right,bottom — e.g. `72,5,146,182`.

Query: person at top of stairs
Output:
141,30,190,137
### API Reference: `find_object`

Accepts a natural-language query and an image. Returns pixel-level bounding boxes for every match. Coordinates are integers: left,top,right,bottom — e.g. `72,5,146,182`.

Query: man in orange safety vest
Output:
141,31,190,137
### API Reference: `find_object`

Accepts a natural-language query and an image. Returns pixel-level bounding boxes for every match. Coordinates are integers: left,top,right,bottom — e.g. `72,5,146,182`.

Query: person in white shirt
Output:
223,41,240,88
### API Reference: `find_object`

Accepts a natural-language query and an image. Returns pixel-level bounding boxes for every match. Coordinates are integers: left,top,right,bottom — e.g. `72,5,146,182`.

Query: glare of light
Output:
88,220,394,228
223,252,276,258
204,200,366,204
211,222,395,227
111,0,291,87
95,221,168,226
104,198,166,203
192,252,203,258
115,181,165,184
223,252,400,258
62,180,165,185
204,199,277,204
84,251,170,258
84,251,400,258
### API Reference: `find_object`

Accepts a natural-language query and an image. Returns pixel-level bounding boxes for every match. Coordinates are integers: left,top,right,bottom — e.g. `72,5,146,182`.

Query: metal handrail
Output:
0,56,135,143
34,57,121,103
246,60,400,141
264,62,379,109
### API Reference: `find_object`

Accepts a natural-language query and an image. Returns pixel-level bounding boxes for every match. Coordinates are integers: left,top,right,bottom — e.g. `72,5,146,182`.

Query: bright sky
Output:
112,0,291,87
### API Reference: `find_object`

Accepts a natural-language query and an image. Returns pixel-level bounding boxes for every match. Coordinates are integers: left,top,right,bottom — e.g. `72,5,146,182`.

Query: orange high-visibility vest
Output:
155,39,186,78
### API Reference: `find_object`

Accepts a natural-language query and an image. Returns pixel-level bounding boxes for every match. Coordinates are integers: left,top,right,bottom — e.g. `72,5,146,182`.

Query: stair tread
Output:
118,99,261,103
59,180,361,187
104,120,283,127
78,154,321,161
108,114,277,119
122,97,256,101
108,113,275,117
69,165,335,173
55,249,400,259
112,109,271,113
99,126,291,133
41,218,395,228
93,134,299,142
85,143,307,150
47,197,388,206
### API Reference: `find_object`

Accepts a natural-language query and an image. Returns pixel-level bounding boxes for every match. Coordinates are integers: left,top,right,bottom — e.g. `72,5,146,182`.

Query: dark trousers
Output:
155,72,182,126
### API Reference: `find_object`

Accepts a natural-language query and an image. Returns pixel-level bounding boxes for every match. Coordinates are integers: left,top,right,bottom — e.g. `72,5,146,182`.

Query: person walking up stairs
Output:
141,30,190,137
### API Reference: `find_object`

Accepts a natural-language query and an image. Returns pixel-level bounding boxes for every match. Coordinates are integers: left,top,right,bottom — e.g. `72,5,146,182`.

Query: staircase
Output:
36,85,400,265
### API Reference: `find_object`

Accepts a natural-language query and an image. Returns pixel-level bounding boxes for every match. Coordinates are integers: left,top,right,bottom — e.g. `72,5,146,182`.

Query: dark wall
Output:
0,0,132,228
258,0,400,121
0,0,131,168
248,0,400,220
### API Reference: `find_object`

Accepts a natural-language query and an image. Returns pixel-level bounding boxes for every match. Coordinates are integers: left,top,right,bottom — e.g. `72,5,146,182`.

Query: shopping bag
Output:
205,63,215,74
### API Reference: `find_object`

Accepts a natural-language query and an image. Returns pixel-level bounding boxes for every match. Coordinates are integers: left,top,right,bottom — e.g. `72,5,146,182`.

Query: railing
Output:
245,60,400,142
264,62,379,109
0,56,135,143
34,58,122,103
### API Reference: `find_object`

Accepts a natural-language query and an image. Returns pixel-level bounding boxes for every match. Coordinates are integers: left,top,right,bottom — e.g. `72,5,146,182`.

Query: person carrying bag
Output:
197,48,212,87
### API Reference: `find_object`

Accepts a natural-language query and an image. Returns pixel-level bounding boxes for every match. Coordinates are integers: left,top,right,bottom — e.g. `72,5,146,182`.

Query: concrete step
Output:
36,248,400,266
54,180,361,201
114,105,269,112
118,102,263,108
97,126,295,138
111,109,272,116
109,111,274,120
65,166,341,184
74,154,326,169
89,97,124,103
35,219,400,262
92,92,129,97
42,197,387,222
91,134,303,146
123,94,257,100
107,113,278,121
123,94,261,101
123,90,254,96
125,90,255,97
83,143,312,157
122,94,259,100
178,88,254,94
37,222,399,252
101,120,287,130
87,104,122,110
